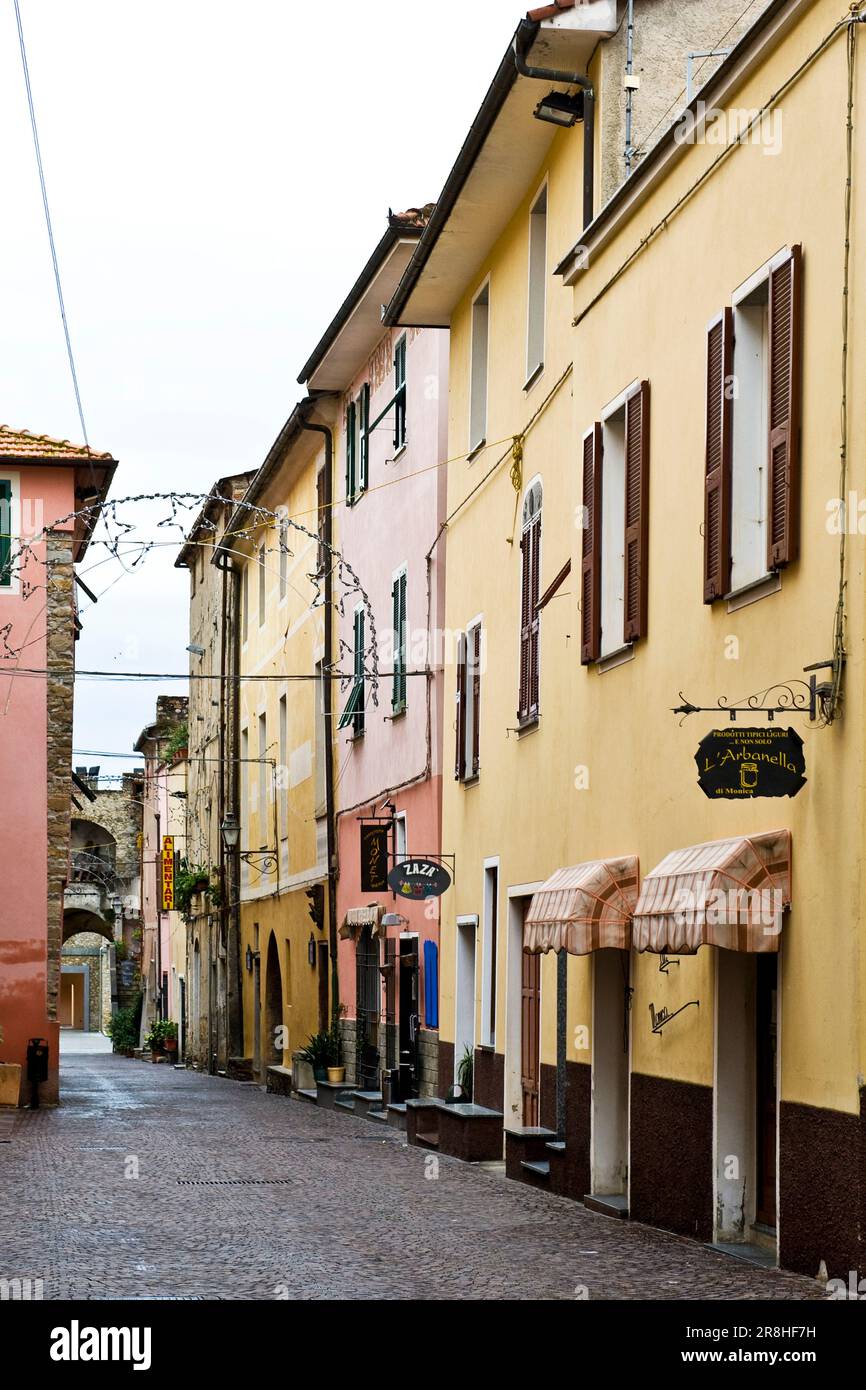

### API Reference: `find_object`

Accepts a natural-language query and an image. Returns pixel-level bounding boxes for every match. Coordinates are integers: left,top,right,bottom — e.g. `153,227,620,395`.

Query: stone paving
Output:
1,1052,824,1301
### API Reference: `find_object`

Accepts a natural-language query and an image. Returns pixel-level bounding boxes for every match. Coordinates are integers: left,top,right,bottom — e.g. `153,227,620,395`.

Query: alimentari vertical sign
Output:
161,835,175,910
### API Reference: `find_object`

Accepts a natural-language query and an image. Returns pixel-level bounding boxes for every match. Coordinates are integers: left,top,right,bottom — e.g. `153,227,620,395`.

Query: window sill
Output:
725,572,781,612
387,706,407,722
460,772,480,788
468,438,487,463
596,644,635,674
523,362,544,393
516,715,539,738
392,443,408,463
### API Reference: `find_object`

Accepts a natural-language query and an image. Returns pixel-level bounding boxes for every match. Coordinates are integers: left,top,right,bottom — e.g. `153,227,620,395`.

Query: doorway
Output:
356,925,381,1090
715,949,778,1245
591,949,630,1197
521,948,541,1126
264,933,283,1068
60,968,87,1030
455,918,477,1087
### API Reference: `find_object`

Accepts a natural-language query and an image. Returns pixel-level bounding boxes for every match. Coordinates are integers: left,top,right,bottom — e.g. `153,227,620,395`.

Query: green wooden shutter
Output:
359,385,370,492
346,401,357,504
392,571,407,713
394,338,407,450
0,480,12,587
354,607,365,736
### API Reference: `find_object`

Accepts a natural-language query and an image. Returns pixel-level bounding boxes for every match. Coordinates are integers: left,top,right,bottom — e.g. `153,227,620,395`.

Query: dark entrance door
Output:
755,954,778,1228
521,949,541,1126
399,937,419,1097
356,926,380,1091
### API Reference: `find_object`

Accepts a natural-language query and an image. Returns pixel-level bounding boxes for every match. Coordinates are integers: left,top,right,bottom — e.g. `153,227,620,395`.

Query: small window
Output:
345,399,358,504
600,406,627,660
526,186,547,383
346,390,370,503
395,812,408,864
258,543,266,626
469,283,490,452
316,469,327,575
518,482,542,720
241,566,249,643
394,337,407,451
278,511,288,601
338,606,366,738
258,712,268,820
392,567,407,715
455,621,482,781
1,478,15,589
731,283,770,591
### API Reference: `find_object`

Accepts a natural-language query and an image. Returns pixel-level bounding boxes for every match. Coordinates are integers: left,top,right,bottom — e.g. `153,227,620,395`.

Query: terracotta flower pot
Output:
327,1066,346,1084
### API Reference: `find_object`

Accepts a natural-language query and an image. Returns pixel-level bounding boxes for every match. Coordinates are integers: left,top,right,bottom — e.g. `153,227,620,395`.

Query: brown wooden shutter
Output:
529,515,541,715
704,308,733,603
624,381,650,643
580,423,602,664
455,631,467,781
471,624,481,775
767,245,802,570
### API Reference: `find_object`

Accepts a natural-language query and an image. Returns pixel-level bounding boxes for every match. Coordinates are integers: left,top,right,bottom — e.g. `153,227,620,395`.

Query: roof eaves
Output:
382,18,536,328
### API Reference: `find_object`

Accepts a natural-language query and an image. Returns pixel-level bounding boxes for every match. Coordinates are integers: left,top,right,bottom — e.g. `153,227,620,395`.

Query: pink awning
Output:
524,856,639,955
633,830,791,955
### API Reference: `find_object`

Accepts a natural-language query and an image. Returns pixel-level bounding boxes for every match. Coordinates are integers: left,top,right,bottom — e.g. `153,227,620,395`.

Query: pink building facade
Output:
0,428,115,1104
298,210,449,1098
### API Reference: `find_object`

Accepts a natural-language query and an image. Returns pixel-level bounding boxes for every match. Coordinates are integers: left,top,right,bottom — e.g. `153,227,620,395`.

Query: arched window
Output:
519,478,542,723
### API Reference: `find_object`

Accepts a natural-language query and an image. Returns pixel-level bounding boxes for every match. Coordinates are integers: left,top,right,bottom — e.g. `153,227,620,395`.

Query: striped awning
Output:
339,904,384,940
524,856,639,955
633,830,791,955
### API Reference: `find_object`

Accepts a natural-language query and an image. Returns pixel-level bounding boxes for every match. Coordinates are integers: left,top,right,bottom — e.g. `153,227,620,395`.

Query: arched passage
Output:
264,933,283,1068
62,908,115,945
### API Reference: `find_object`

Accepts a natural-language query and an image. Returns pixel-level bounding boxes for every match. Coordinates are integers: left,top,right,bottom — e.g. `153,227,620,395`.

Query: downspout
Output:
297,409,340,1026
215,546,243,1065
625,0,635,177
513,22,595,230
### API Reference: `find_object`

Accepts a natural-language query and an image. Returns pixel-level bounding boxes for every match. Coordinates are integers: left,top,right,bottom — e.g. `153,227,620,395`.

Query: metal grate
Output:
176,1177,294,1187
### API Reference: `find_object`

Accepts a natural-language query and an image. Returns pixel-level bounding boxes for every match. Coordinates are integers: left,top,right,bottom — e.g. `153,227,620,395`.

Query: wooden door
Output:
755,955,778,1228
521,949,541,1126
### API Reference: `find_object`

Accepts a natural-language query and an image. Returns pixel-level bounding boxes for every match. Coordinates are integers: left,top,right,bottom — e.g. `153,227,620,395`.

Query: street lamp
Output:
220,811,240,850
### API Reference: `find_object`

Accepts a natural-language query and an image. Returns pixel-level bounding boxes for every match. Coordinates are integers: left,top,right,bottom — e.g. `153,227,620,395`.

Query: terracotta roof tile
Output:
526,0,583,21
0,425,114,462
388,203,436,231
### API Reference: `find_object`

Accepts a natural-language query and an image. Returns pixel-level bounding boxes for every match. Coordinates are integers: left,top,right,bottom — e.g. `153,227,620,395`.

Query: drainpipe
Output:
513,24,595,230
297,408,340,1027
625,0,635,177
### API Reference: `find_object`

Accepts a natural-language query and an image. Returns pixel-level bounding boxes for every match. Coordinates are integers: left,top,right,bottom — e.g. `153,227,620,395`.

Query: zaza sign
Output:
695,726,806,800
387,858,452,900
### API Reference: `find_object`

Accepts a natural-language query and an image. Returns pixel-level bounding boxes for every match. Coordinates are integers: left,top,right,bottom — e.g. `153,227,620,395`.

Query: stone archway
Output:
264,933,283,1068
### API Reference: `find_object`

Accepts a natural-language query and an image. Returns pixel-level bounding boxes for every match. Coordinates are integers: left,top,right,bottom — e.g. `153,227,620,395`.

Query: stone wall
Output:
598,0,776,208
45,533,76,1026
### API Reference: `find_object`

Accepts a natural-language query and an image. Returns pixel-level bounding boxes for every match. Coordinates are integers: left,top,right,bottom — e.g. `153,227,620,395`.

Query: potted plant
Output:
325,1018,345,1084
457,1044,473,1102
298,1031,332,1083
143,1018,178,1060
105,1005,139,1057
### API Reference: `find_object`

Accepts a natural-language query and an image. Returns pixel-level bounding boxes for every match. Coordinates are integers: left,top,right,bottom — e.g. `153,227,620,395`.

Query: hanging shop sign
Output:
387,857,452,900
161,835,175,911
695,726,806,800
360,823,390,893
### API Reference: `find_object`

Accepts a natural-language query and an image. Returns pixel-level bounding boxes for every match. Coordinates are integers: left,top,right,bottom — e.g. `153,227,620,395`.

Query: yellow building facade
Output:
224,402,339,1083
388,0,866,1280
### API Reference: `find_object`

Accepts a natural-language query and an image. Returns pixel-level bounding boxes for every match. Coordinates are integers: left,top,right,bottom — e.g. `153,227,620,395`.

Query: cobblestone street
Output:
1,1049,824,1302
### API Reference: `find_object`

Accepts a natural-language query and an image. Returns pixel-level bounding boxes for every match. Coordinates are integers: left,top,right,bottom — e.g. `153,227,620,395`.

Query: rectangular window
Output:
345,399,358,504
258,544,266,626
314,660,327,817
481,863,499,1047
394,336,407,451
316,468,327,575
469,283,489,452
518,484,542,721
704,247,801,602
392,567,407,714
338,607,365,738
359,383,370,492
455,621,482,781
731,284,770,591
278,512,288,601
526,186,547,383
395,812,407,865
258,712,268,834
600,407,626,661
278,694,287,840
241,566,249,643
240,727,249,864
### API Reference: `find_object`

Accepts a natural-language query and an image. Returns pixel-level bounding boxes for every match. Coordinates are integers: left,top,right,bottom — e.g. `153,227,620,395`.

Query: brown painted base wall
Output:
780,1098,862,1281
473,1047,504,1110
630,1073,713,1241
438,1040,454,1095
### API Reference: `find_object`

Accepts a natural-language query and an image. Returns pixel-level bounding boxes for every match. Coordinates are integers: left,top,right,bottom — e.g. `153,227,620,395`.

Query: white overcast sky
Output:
0,0,521,777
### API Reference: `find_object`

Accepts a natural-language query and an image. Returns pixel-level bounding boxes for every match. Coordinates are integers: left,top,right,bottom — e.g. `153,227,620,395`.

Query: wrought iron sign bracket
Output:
649,1000,699,1034
239,849,278,874
659,954,680,974
672,661,842,725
